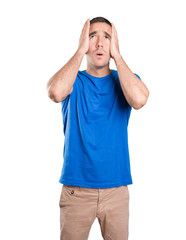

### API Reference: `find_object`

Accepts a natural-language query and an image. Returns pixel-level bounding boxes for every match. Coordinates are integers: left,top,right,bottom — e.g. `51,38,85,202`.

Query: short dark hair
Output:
90,17,112,26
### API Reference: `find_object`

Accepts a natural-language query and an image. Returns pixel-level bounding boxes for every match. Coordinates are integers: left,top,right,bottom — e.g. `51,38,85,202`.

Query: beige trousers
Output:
59,184,129,240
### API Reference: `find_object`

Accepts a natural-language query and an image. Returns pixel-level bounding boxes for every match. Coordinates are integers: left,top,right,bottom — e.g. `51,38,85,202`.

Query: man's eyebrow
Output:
89,31,111,38
89,31,97,37
104,31,111,38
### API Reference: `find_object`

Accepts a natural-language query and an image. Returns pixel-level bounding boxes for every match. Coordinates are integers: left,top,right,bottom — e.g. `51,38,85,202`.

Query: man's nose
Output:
96,37,103,48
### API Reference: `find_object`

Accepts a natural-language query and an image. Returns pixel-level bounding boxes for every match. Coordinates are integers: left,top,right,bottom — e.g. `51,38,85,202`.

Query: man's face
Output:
86,22,112,68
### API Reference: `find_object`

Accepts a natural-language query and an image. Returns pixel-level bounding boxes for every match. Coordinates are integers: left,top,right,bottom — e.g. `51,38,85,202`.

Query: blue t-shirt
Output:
59,69,141,188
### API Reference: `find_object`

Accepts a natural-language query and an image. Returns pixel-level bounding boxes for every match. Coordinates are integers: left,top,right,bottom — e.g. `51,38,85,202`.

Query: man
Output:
47,17,149,240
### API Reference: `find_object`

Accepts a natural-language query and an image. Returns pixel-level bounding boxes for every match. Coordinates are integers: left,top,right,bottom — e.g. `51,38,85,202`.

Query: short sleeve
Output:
134,73,141,80
61,94,70,134
61,94,70,110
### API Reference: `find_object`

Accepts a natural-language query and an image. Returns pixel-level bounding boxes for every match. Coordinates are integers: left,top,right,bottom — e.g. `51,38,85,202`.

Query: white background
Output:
1,0,186,239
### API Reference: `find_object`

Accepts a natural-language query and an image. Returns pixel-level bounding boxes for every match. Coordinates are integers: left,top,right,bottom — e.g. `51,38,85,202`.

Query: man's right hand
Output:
78,19,90,55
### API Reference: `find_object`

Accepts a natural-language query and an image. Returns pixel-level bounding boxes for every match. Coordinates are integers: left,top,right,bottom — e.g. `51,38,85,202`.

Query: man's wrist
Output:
77,48,86,57
113,52,122,63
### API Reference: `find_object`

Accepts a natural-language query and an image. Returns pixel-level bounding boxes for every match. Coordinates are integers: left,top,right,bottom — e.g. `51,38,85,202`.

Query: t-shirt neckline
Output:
83,70,113,80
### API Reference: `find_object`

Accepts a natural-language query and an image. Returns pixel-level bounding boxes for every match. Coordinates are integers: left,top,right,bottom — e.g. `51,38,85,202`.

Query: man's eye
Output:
90,35,95,38
105,36,110,39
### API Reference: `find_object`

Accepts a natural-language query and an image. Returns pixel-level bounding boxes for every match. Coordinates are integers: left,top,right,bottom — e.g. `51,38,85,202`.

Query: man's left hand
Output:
110,23,121,60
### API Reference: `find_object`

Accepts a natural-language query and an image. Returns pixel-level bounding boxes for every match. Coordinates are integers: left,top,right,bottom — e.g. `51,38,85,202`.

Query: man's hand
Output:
110,23,121,60
78,19,90,55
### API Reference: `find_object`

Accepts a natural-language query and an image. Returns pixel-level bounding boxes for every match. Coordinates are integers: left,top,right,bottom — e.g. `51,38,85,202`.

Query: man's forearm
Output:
114,54,149,110
47,48,84,102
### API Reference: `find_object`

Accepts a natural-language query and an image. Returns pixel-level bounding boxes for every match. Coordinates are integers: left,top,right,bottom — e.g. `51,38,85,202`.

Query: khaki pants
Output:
59,184,129,240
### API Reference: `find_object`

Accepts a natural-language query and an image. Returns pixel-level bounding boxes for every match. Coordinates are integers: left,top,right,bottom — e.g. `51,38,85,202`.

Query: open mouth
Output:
96,53,104,56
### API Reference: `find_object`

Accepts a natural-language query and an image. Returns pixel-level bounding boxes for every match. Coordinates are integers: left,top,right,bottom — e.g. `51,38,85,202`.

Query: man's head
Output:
90,17,112,27
86,17,112,70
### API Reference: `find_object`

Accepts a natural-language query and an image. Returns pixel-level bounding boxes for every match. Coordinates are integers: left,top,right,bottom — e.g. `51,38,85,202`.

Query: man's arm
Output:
114,55,149,110
47,19,90,103
111,23,149,110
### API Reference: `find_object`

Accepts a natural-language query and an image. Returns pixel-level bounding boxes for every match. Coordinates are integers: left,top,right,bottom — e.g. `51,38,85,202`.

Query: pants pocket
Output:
59,185,69,207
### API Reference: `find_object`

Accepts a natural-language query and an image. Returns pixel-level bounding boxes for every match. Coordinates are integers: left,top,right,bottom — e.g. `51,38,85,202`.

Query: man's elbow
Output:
47,88,61,103
47,86,73,103
132,90,150,110
50,95,61,103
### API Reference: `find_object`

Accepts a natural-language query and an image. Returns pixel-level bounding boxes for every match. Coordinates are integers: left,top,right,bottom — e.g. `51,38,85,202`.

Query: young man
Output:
47,17,149,240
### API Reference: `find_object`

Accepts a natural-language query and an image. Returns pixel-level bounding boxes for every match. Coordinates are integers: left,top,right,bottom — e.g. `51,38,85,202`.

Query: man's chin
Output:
92,60,110,69
94,65,107,69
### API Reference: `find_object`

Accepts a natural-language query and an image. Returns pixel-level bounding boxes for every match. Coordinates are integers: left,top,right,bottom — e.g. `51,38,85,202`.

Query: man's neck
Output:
86,66,111,78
